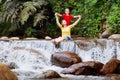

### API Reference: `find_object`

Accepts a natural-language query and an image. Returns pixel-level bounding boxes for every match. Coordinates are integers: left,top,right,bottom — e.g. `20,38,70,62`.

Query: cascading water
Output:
0,39,119,80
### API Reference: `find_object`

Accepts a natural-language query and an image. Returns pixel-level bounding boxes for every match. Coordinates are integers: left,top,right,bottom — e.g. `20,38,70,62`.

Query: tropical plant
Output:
106,3,120,34
0,0,50,37
0,0,120,38
46,0,120,38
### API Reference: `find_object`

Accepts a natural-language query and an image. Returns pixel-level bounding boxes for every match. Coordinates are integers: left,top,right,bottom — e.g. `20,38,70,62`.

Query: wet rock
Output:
95,39,107,49
0,62,18,80
7,62,19,69
84,61,104,73
35,70,61,79
115,64,120,74
75,40,96,51
74,66,96,75
62,61,103,75
51,51,82,68
108,34,120,40
100,59,120,75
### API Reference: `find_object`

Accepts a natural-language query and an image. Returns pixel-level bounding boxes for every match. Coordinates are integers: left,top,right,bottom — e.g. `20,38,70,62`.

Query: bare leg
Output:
52,37,66,44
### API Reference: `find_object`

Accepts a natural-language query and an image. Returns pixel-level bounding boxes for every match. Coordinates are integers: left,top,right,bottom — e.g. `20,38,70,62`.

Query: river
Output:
0,39,119,80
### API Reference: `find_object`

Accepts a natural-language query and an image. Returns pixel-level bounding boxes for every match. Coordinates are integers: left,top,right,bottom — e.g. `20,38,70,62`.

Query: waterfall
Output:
0,39,119,79
75,39,119,63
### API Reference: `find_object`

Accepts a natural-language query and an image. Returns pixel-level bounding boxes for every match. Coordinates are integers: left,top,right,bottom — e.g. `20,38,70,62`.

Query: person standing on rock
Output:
52,12,81,45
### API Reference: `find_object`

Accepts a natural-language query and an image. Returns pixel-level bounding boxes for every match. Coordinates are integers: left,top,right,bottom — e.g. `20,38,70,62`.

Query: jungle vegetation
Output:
0,0,120,39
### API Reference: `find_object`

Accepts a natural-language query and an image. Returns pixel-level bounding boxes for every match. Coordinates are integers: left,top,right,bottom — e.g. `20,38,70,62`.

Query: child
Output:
52,13,81,45
56,8,80,26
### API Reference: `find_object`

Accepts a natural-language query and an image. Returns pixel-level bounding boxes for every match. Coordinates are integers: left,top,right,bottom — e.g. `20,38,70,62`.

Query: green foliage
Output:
20,2,37,25
0,0,49,37
107,4,120,33
0,0,120,38
25,27,37,37
46,0,120,37
33,10,47,27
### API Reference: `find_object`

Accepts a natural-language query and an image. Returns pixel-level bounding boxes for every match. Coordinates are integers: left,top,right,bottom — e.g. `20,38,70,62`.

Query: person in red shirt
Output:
51,13,81,45
56,8,81,26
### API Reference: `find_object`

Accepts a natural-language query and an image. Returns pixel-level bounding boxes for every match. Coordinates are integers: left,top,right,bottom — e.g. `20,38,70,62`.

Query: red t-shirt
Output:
62,14,74,26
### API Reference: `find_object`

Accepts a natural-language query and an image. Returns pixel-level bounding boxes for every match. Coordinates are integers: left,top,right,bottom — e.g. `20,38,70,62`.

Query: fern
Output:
33,0,48,7
23,2,37,13
2,0,16,22
20,2,36,25
33,10,47,27
0,0,49,37
20,0,48,25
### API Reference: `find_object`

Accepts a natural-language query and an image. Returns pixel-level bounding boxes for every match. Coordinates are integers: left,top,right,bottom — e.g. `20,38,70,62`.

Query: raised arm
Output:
55,12,62,17
73,15,82,18
71,15,81,27
55,13,61,27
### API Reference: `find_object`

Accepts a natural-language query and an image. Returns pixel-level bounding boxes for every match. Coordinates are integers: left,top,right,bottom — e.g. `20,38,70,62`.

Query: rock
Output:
115,64,120,74
7,62,19,69
100,59,120,75
9,37,19,40
95,39,107,49
0,36,9,40
25,37,38,40
0,36,10,41
62,61,103,75
51,51,82,68
0,62,18,80
35,70,61,79
74,66,96,75
108,34,120,40
84,61,104,73
102,29,111,38
45,36,52,40
75,40,96,51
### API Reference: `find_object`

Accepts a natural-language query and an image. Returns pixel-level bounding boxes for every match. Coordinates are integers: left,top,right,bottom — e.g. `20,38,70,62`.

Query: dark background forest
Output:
0,0,120,39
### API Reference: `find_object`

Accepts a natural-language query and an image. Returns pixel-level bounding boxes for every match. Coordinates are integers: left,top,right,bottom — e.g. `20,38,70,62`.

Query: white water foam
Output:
0,39,119,80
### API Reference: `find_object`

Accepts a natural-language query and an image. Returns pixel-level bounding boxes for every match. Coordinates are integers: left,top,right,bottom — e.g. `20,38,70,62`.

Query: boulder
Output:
115,64,120,74
84,61,104,73
100,59,120,75
73,66,96,75
102,29,111,38
35,70,61,79
108,34,120,40
0,62,18,80
74,40,93,51
51,51,82,68
62,61,103,75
